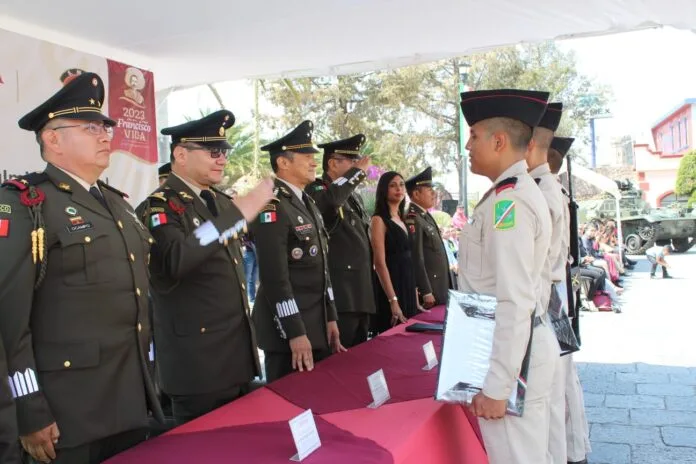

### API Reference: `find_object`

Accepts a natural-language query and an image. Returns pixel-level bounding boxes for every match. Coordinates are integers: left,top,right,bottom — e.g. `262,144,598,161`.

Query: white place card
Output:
422,340,438,371
288,409,321,461
367,368,391,408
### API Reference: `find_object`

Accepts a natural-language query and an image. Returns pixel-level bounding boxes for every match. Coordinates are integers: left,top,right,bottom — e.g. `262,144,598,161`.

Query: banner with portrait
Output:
0,28,158,206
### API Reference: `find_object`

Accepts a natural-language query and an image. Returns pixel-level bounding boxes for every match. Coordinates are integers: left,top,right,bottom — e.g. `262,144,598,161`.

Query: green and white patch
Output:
494,200,515,230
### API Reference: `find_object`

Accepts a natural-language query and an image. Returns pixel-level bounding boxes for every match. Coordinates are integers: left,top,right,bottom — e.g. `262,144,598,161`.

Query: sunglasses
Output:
180,144,230,159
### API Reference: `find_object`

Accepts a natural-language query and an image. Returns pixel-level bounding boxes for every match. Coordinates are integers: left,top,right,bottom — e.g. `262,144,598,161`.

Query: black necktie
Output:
200,190,219,217
89,186,108,210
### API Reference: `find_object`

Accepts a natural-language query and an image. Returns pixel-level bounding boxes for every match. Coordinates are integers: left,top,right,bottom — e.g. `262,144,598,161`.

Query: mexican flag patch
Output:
494,200,515,230
150,213,168,228
260,211,277,224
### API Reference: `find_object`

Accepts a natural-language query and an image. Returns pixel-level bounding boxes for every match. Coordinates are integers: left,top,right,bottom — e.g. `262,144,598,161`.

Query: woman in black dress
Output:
370,171,420,333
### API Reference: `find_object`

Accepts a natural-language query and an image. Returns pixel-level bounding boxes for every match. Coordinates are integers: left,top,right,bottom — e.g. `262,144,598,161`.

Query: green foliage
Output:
430,210,453,229
675,151,696,205
259,41,611,196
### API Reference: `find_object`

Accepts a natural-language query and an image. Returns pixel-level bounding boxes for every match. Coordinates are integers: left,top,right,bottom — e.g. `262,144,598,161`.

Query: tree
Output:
260,41,612,202
675,150,696,206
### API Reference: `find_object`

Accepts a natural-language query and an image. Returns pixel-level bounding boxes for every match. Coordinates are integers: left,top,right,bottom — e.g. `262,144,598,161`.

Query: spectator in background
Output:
370,171,421,334
646,244,673,279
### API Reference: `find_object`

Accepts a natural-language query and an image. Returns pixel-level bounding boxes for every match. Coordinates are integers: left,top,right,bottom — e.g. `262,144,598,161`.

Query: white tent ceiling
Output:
1,0,695,90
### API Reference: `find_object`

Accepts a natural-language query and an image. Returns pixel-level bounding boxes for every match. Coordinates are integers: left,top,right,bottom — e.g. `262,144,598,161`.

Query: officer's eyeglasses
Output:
52,122,114,140
180,143,230,159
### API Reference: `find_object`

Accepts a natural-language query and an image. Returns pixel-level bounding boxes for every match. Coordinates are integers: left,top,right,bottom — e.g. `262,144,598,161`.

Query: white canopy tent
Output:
1,0,695,90
571,163,624,253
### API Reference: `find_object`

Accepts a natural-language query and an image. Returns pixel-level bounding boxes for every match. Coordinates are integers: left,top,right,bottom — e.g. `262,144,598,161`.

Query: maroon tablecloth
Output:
105,416,393,464
412,305,446,324
268,332,442,415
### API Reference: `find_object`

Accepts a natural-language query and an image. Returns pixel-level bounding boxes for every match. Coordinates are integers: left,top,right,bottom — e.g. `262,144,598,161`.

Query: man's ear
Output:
172,146,187,166
41,128,60,153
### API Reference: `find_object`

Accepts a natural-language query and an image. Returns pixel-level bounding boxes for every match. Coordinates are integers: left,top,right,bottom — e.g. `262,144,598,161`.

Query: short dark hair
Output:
547,148,563,174
271,152,295,173
35,119,62,160
532,127,554,151
485,117,533,151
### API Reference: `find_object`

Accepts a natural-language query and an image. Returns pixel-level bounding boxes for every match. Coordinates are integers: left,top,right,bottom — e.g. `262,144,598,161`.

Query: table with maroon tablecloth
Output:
106,306,488,464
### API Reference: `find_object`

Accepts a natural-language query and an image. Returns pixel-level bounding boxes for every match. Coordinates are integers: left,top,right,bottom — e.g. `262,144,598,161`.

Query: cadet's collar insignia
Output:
495,177,518,195
494,200,516,230
58,182,72,192
193,217,201,227
149,192,167,202
297,215,304,224
179,191,194,202
65,206,78,216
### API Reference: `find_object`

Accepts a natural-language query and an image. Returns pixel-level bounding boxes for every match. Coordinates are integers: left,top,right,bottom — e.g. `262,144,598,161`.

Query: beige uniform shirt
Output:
457,160,552,401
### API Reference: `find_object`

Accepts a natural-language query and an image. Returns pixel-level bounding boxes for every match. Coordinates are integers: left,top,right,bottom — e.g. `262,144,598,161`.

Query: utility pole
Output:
458,61,471,216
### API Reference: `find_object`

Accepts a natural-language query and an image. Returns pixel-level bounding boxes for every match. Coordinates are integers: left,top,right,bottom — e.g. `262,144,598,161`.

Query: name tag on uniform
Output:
66,222,94,234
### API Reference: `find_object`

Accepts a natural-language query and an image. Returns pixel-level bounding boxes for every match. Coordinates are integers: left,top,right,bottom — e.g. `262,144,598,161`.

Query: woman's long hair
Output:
373,171,406,220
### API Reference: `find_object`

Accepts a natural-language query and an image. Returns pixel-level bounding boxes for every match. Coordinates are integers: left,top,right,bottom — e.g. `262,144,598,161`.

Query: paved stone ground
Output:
574,249,696,463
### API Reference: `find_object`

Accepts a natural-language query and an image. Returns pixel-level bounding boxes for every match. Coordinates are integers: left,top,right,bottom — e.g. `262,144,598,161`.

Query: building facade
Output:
634,98,695,207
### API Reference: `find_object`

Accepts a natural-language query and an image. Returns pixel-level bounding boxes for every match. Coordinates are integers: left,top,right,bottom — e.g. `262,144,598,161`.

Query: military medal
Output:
65,206,78,216
291,248,303,260
193,218,201,227
309,245,318,256
297,216,304,224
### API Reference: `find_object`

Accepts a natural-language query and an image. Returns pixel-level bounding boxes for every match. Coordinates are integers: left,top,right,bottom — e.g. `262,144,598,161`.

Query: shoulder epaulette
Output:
98,180,129,199
495,177,517,195
211,186,232,200
2,172,49,190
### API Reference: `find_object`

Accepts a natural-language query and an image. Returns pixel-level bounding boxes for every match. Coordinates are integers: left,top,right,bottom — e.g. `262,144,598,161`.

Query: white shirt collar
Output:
171,172,206,201
278,178,305,202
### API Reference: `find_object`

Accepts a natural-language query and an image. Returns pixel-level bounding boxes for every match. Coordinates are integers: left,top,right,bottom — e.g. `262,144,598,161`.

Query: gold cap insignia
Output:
219,127,225,136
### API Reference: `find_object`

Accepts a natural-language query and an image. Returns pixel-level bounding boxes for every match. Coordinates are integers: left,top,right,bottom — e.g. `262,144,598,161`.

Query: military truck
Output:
580,180,696,254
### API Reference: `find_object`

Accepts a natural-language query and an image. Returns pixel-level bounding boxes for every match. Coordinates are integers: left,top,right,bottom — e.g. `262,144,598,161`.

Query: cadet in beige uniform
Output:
548,137,591,464
527,103,567,464
458,89,559,464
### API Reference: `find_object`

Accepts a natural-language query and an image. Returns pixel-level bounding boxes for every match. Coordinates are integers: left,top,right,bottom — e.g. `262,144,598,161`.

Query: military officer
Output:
137,110,273,424
306,134,376,347
0,72,163,463
252,121,344,382
526,102,568,464
548,136,591,464
158,162,171,186
457,89,559,464
1,333,21,464
404,167,452,307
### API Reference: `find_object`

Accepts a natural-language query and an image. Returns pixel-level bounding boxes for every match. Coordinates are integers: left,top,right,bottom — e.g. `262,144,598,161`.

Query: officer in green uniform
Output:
158,162,171,187
137,110,273,424
252,121,344,382
0,72,163,463
1,332,20,464
405,167,452,307
306,134,376,347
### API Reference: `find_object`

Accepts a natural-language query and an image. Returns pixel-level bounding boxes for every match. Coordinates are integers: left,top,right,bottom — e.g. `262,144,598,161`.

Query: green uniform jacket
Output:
137,174,260,396
251,179,338,353
0,332,20,464
405,203,451,305
0,163,162,449
306,168,376,315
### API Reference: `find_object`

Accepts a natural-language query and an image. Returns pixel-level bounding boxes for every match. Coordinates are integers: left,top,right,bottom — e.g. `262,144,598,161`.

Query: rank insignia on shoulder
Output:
149,207,165,214
495,177,517,195
261,203,276,213
149,192,167,202
494,200,516,230
260,211,277,224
